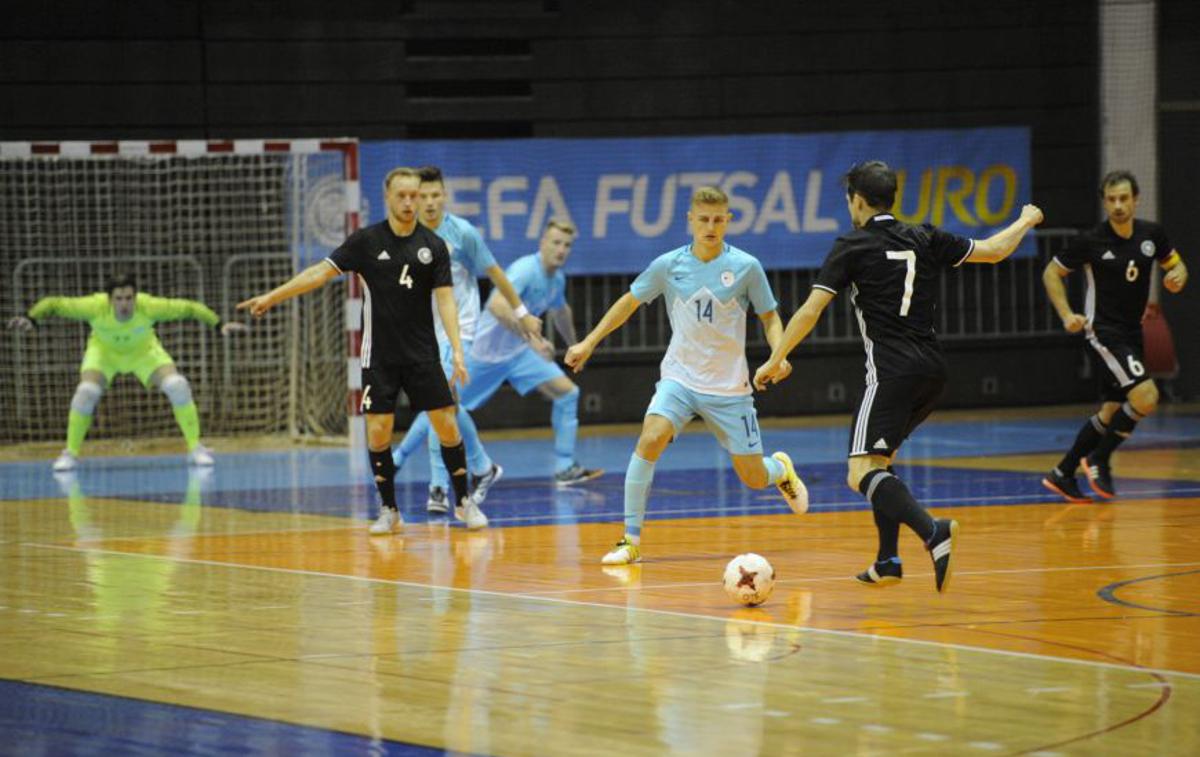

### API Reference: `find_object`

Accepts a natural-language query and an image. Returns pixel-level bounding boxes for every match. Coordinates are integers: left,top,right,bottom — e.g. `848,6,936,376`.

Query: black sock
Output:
1091,403,1141,463
369,448,397,510
859,469,936,543
873,506,900,562
440,442,469,507
1056,414,1107,474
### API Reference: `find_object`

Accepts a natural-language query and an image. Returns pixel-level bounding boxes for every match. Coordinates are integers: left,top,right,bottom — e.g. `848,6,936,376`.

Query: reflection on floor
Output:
2,407,1199,755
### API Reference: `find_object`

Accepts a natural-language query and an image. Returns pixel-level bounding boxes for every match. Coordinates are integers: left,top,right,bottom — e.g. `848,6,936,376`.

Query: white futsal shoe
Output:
369,507,403,535
188,444,215,467
51,449,78,472
454,497,489,531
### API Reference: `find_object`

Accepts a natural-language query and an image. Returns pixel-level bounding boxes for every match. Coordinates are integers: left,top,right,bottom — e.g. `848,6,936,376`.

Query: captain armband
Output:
1161,251,1181,270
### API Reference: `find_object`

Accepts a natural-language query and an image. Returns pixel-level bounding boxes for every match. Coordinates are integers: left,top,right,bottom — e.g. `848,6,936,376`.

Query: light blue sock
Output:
761,455,784,487
426,424,449,491
624,453,656,542
552,388,580,473
457,405,493,476
393,412,431,467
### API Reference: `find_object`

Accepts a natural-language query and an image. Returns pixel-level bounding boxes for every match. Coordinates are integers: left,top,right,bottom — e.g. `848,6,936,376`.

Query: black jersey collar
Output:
865,213,896,228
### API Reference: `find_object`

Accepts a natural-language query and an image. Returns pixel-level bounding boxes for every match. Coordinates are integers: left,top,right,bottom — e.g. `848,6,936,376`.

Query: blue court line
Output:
50,463,1200,531
0,679,463,756
2,413,1198,503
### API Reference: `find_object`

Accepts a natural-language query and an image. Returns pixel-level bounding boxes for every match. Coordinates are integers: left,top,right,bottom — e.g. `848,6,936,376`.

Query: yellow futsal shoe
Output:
772,451,809,514
601,536,641,565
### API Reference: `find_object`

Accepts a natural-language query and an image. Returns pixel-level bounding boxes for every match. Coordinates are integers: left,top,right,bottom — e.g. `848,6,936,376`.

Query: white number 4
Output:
886,250,916,316
398,264,413,289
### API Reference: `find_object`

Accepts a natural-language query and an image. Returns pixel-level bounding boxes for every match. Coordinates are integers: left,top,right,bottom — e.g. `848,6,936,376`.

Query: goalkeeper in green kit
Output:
7,273,247,470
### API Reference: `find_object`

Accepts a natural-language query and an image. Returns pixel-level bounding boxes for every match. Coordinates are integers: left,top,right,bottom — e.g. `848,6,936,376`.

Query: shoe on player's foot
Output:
1084,455,1116,499
426,486,448,514
855,558,902,586
601,536,641,565
1041,468,1091,503
555,462,604,487
51,449,77,472
188,444,215,467
469,463,503,506
369,507,402,535
771,451,809,514
454,497,489,530
926,518,959,593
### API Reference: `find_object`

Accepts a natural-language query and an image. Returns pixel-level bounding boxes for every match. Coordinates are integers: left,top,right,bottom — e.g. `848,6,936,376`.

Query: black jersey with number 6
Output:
1053,219,1172,336
813,214,974,381
325,220,452,367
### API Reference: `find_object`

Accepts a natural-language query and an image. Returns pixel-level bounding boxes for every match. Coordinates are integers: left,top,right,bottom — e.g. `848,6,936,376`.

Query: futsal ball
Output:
723,553,776,606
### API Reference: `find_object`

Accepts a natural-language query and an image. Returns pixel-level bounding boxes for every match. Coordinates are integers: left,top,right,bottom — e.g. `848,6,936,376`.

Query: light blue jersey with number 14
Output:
630,243,777,396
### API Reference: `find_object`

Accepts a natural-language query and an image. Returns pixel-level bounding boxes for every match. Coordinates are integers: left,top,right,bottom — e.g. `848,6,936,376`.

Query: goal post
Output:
0,138,363,446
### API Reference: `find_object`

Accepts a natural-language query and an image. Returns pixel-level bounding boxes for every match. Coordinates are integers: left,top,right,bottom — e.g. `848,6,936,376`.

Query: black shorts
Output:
848,374,946,458
360,360,454,415
1086,329,1151,402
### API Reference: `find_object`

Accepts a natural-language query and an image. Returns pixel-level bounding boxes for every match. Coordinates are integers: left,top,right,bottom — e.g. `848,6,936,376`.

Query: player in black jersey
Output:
755,161,1043,593
238,167,489,533
1041,170,1189,501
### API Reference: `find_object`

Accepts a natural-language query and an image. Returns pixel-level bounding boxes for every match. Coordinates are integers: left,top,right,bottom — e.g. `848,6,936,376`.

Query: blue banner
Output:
361,128,1031,274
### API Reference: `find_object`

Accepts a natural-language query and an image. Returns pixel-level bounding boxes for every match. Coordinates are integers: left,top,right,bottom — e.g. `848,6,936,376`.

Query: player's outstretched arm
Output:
237,261,338,317
967,204,1044,264
1162,251,1188,293
756,309,792,384
1041,260,1086,333
485,264,541,337
564,292,640,373
434,285,469,387
24,294,106,325
754,289,834,390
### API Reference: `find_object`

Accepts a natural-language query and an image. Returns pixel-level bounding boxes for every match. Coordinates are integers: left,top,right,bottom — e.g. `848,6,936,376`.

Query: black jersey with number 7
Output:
813,213,974,381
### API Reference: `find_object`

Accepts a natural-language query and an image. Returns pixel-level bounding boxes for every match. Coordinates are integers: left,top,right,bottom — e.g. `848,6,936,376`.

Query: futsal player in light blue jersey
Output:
460,218,604,487
566,186,808,565
392,166,542,514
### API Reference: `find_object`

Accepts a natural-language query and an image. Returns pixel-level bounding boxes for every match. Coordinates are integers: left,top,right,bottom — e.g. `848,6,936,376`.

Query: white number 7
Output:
886,250,916,316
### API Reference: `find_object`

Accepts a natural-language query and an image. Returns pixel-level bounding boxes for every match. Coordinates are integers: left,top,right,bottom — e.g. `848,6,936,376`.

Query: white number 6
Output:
1126,355,1145,377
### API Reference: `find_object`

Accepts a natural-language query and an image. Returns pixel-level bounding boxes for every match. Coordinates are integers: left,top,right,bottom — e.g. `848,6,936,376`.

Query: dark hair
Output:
1100,170,1139,198
417,165,444,185
104,273,137,295
843,160,897,210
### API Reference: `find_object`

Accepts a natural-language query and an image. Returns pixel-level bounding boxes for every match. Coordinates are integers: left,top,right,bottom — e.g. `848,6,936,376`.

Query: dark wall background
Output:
1159,0,1200,401
5,0,1195,426
1,0,1100,226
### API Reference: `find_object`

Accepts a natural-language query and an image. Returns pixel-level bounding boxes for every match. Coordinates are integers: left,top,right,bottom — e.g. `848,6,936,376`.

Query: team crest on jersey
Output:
417,247,433,264
720,270,735,287
1140,240,1156,257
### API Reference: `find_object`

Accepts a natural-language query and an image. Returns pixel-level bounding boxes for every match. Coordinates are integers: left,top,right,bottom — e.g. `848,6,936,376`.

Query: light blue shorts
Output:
645,379,763,455
459,348,565,412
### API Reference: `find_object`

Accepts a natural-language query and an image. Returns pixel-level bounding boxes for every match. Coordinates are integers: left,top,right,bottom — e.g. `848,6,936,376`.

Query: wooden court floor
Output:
1,409,1199,755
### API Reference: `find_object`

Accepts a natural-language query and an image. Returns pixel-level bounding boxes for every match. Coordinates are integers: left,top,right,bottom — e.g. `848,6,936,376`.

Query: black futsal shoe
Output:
855,559,902,586
1041,468,1092,503
926,518,959,593
1084,455,1116,499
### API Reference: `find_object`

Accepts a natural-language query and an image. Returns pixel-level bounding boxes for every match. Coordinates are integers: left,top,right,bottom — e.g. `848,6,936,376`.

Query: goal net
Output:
0,139,359,446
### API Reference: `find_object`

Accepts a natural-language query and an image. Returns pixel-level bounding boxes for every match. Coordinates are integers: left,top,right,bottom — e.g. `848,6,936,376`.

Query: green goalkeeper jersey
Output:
28,292,220,355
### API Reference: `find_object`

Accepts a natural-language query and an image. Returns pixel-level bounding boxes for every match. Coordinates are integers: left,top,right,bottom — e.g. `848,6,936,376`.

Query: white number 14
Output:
886,250,916,316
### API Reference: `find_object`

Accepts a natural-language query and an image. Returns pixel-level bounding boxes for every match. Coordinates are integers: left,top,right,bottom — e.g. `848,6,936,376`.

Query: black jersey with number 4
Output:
814,214,974,381
1053,219,1172,335
326,220,452,367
